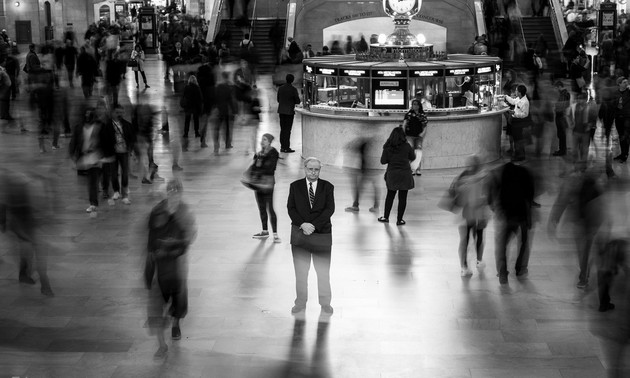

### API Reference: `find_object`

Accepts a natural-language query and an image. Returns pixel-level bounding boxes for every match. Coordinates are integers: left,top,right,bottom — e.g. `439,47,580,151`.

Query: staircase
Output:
216,18,286,74
520,16,563,75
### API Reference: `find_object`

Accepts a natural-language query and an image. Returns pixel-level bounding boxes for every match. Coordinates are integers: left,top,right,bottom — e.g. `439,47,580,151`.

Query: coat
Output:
380,143,416,191
130,49,145,72
180,83,203,114
277,82,300,115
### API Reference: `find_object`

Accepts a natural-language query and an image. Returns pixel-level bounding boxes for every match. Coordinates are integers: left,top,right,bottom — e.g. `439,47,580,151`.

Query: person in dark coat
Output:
63,39,77,88
76,46,98,98
277,73,301,152
378,127,416,225
251,133,281,242
5,49,19,100
214,71,237,154
489,162,535,284
145,180,197,355
180,75,203,151
105,52,124,106
108,104,136,204
196,62,216,148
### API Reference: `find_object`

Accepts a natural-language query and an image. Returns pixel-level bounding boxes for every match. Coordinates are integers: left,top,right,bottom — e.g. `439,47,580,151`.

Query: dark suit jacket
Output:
277,83,300,115
287,178,335,235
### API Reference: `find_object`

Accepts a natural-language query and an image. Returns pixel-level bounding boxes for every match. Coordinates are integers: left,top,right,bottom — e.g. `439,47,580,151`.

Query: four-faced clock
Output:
385,0,419,16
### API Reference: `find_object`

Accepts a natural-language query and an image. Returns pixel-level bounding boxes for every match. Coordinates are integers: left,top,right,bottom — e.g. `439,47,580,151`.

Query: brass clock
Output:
384,0,420,17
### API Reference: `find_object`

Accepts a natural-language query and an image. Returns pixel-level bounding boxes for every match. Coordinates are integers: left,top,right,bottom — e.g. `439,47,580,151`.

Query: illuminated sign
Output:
340,69,369,77
476,66,493,74
410,69,444,77
304,65,313,74
372,70,405,77
445,68,473,76
495,64,501,72
380,81,399,87
316,67,338,75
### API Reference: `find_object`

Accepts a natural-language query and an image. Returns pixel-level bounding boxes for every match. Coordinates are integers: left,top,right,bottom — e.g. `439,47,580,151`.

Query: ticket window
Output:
445,75,478,108
338,76,369,108
316,76,339,105
409,77,443,109
475,72,496,108
372,79,408,110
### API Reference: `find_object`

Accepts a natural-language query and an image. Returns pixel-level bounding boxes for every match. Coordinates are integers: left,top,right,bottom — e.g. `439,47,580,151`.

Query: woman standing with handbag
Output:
130,44,150,89
251,133,281,242
378,127,416,225
403,99,428,176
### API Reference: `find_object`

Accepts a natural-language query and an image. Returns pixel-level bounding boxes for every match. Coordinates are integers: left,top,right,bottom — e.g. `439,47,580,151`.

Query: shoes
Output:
273,235,281,243
281,148,295,153
476,260,486,270
377,217,389,223
226,145,234,149
122,198,131,205
516,268,529,277
369,206,379,213
345,206,359,212
145,84,150,88
552,150,566,156
396,220,406,226
172,326,181,340
142,178,152,184
291,305,305,314
136,84,139,88
172,164,183,171
86,205,97,213
107,199,115,206
112,192,121,200
499,273,508,284
41,286,54,297
152,174,165,182
19,275,36,285
200,143,208,148
460,268,473,277
51,145,60,150
598,303,615,312
577,279,588,289
154,345,168,358
253,231,269,239
531,201,541,208
321,305,334,315
414,170,422,176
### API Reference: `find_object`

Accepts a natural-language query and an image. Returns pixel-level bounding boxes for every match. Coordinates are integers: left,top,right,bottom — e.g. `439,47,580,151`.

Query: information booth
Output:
298,55,508,169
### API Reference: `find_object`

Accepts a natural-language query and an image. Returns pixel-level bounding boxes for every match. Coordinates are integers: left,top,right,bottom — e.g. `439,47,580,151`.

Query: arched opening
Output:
44,1,52,26
44,1,53,40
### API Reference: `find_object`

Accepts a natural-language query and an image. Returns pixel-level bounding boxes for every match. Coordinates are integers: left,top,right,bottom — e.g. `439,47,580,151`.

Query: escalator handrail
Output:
548,0,569,49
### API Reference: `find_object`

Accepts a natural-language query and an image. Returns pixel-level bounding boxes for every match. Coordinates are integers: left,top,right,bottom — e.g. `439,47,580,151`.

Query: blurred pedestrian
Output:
251,133,281,242
613,76,630,163
76,46,98,98
109,104,135,205
214,71,236,154
378,127,415,225
180,75,203,151
145,180,197,345
402,99,428,176
344,137,380,213
552,80,571,156
63,39,77,88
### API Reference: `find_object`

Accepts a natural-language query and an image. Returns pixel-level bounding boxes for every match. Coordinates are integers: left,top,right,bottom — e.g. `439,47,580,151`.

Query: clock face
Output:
388,0,416,14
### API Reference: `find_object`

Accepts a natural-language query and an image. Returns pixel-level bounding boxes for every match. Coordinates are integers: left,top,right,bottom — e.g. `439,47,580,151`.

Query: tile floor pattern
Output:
0,60,629,378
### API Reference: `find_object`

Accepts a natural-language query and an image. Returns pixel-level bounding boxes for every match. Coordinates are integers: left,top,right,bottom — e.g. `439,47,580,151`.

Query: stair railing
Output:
209,0,225,43
548,0,568,50
248,0,258,37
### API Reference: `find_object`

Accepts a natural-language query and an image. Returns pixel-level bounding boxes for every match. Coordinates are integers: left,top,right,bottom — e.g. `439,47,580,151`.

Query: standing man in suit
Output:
287,157,335,315
277,73,301,153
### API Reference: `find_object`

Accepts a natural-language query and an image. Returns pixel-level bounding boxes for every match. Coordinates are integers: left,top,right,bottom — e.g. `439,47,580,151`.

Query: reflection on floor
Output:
0,60,629,378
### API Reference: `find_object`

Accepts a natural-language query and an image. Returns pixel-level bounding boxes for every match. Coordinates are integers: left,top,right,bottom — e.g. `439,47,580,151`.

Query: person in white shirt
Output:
504,85,530,161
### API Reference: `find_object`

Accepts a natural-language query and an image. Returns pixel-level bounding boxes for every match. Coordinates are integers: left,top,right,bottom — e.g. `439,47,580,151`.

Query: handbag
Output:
240,166,274,192
127,59,138,67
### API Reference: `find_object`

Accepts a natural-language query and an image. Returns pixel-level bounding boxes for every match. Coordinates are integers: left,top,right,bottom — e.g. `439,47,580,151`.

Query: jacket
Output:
287,178,335,234
180,83,203,113
615,88,630,118
277,82,300,115
380,143,416,191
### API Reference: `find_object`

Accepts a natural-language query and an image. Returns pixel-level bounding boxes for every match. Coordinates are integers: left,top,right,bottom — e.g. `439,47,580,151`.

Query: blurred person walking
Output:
0,63,12,121
105,51,124,106
344,137,380,213
378,127,416,225
63,39,77,88
250,133,281,242
69,105,114,214
0,168,54,296
109,104,135,205
552,80,571,156
447,156,490,277
180,75,203,151
613,76,630,163
196,61,216,149
402,99,428,175
214,71,237,154
23,43,40,91
277,73,301,153
489,162,535,284
130,44,149,89
571,89,598,172
287,157,335,315
77,46,98,98
145,180,197,346
5,48,19,101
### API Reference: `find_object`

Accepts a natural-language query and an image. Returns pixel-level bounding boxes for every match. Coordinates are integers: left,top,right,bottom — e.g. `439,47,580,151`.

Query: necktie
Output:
309,182,315,207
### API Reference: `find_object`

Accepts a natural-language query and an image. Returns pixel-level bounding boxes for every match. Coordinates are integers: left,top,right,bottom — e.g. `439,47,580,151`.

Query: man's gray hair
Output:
303,157,322,167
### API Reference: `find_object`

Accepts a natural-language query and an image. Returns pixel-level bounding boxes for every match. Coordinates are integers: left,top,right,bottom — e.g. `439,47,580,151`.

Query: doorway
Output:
15,21,32,44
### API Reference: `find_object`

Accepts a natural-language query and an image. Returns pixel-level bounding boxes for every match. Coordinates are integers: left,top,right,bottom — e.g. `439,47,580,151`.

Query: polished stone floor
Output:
0,59,629,378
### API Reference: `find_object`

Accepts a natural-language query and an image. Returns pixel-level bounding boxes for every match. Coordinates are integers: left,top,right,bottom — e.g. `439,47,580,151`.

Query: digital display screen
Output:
374,89,405,105
316,67,338,76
